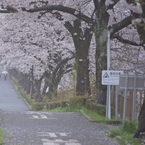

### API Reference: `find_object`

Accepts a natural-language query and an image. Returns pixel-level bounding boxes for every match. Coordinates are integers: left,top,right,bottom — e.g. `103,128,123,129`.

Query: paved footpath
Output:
0,78,119,145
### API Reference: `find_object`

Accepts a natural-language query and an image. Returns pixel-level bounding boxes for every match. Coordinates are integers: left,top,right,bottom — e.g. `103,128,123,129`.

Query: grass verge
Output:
43,106,112,123
0,128,4,145
108,120,141,145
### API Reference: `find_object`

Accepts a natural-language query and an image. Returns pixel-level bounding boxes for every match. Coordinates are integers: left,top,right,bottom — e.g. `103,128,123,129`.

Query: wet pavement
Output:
0,78,30,111
0,78,119,145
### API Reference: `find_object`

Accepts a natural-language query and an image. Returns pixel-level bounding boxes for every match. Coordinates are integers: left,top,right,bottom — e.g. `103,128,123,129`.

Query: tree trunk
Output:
133,99,145,138
34,78,43,101
94,2,109,96
75,40,91,96
26,73,31,94
46,57,73,99
65,19,93,96
30,66,35,98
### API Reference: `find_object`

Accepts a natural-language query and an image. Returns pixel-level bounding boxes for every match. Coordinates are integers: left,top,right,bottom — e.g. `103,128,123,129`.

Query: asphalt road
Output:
0,78,119,145
0,77,30,111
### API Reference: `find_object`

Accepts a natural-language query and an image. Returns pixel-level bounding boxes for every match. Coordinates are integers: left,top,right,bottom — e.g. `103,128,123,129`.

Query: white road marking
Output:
65,143,81,145
39,132,82,145
59,133,67,137
38,132,50,136
49,133,57,138
40,115,48,119
33,115,39,119
43,143,59,145
26,111,52,114
26,111,41,114
42,138,81,144
26,111,57,119
38,132,68,137
28,114,57,119
32,117,57,119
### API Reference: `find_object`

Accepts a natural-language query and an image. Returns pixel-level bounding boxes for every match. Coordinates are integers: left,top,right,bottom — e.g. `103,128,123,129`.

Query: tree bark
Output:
94,2,109,95
34,78,43,101
65,19,93,96
133,99,145,138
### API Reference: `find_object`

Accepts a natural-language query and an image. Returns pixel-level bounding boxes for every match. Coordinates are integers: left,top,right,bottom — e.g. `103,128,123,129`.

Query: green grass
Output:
80,106,106,121
109,129,141,145
0,128,4,145
45,106,122,123
43,106,107,122
43,106,83,113
108,120,141,145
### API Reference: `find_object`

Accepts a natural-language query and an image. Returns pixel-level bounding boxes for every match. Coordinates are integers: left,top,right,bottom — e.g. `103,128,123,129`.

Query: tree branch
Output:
22,5,94,24
109,16,132,37
64,21,74,34
52,54,75,79
0,6,18,13
112,33,145,49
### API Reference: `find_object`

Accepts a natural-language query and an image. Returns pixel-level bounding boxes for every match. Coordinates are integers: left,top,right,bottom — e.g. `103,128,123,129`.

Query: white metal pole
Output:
123,74,128,121
107,30,110,70
115,85,119,119
132,73,137,120
106,30,111,120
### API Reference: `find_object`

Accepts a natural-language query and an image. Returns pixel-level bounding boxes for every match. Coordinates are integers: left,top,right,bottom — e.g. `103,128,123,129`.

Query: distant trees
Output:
0,6,75,100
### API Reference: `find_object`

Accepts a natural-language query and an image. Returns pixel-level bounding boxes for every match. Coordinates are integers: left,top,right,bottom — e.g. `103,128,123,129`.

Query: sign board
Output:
102,70,124,85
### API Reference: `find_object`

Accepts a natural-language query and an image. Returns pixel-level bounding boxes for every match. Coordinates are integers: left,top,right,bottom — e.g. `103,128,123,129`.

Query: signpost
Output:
104,30,124,120
102,70,124,120
106,30,111,120
102,70,124,119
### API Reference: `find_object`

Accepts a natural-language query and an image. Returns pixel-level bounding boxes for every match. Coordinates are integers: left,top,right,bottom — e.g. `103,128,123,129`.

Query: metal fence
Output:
112,73,145,121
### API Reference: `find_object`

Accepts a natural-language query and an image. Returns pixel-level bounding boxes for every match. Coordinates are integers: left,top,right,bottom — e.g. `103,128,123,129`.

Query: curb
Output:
80,110,122,125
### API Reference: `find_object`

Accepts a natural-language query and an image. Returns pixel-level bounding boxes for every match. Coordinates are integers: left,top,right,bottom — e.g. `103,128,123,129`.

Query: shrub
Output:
69,96,89,108
31,102,47,110
121,120,137,134
0,128,4,145
85,99,106,115
31,100,68,111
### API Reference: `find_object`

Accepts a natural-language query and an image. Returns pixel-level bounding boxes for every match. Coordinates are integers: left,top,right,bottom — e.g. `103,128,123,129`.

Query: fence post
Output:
123,73,128,121
132,73,137,120
115,85,119,119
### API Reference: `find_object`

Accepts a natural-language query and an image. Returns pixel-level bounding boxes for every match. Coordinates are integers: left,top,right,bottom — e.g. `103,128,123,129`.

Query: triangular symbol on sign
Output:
103,72,109,78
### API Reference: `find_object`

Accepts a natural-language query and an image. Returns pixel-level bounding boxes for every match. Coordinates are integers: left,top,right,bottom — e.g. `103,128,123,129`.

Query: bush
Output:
69,96,89,108
85,99,106,115
31,100,68,111
0,128,4,145
68,96,108,116
31,102,47,110
109,121,141,145
121,120,137,134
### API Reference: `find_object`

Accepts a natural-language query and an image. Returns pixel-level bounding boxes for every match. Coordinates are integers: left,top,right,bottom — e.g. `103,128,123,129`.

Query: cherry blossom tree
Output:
16,0,95,96
0,0,145,99
0,3,75,100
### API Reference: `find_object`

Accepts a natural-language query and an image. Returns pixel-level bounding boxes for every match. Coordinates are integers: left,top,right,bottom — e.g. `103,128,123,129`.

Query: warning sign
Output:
102,70,124,85
103,72,109,78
